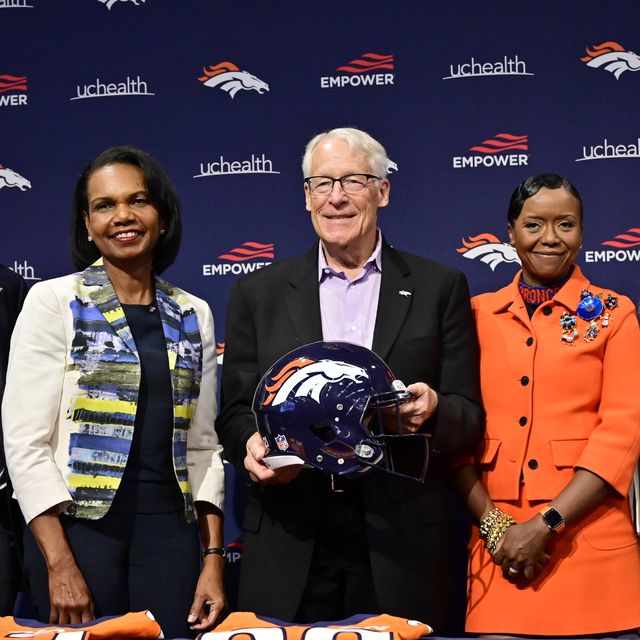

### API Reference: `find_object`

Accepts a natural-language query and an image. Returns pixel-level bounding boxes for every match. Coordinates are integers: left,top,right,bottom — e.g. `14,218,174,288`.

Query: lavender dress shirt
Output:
318,231,382,349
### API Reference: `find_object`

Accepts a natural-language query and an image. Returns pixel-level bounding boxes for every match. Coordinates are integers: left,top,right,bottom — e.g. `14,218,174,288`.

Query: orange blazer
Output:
472,265,640,502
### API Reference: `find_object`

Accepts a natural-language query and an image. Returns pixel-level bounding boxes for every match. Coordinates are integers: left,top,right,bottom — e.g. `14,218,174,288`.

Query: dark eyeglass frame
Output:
304,173,382,195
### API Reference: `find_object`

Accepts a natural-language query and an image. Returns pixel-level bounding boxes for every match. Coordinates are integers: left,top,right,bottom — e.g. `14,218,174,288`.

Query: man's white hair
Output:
302,127,391,178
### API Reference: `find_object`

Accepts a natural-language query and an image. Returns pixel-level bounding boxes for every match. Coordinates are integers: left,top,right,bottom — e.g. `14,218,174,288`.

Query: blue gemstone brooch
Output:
561,290,618,345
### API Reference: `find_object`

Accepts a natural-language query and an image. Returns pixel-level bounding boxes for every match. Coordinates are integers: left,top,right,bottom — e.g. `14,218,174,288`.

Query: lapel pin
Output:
398,290,412,297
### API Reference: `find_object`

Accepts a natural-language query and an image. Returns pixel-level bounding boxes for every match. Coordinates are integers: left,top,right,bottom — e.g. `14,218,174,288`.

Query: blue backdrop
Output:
2,0,640,603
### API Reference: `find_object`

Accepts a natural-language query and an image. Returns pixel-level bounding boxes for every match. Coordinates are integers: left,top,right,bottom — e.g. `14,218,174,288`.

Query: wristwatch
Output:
539,505,565,532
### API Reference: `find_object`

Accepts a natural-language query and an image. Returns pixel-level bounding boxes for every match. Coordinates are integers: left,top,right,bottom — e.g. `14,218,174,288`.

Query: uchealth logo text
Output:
11,260,40,281
194,154,279,178
71,75,153,101
576,137,640,162
97,0,145,9
320,53,394,88
199,61,269,98
0,0,33,8
202,242,274,277
452,133,528,169
584,228,640,263
0,163,31,190
443,54,532,80
581,41,640,79
0,74,27,107
457,233,521,270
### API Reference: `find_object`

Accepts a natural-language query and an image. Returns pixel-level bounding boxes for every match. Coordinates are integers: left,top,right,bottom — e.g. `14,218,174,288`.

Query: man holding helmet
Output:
216,127,482,632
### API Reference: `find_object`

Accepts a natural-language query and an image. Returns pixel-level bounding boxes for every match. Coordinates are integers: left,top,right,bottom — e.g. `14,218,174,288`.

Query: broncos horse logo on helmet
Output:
253,341,430,480
263,357,367,407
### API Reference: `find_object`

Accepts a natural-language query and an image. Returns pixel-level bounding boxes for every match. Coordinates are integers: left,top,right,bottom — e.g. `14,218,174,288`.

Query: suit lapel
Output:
81,263,187,372
372,243,413,361
285,246,323,344
155,279,183,371
82,263,138,357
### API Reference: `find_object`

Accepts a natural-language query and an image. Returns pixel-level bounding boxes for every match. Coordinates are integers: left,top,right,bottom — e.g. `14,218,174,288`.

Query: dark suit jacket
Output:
216,241,483,630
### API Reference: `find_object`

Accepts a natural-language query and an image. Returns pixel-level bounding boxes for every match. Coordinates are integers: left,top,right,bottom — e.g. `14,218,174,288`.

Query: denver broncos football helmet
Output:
252,341,430,481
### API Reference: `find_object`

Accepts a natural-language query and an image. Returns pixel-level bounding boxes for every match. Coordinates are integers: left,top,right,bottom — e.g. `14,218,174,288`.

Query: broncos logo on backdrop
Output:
198,61,269,98
97,0,145,9
263,358,367,408
457,233,521,271
581,41,640,79
0,164,31,191
386,159,399,173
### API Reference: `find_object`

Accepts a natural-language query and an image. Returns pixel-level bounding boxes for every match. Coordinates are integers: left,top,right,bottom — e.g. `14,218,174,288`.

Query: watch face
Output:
543,507,564,530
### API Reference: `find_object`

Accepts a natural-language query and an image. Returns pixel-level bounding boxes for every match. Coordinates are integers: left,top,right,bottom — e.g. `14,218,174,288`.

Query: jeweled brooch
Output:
561,290,618,345
560,312,578,344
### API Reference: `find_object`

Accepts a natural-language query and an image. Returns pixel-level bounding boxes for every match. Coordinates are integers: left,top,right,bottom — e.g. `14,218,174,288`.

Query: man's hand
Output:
244,432,302,484
397,382,438,432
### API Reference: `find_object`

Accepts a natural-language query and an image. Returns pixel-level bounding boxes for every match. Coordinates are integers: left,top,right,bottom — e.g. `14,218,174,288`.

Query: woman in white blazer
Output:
2,147,225,638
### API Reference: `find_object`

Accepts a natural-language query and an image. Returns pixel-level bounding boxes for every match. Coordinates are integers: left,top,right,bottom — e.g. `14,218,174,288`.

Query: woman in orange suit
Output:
456,173,640,636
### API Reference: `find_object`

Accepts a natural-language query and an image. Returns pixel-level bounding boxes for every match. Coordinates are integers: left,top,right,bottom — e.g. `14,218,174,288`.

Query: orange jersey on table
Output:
0,611,162,639
466,265,640,635
198,612,432,640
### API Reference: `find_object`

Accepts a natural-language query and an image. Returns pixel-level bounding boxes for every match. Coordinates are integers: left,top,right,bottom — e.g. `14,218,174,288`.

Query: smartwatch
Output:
539,505,565,532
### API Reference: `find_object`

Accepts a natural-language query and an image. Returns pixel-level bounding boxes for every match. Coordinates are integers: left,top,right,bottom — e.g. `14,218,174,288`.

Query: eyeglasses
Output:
304,173,381,196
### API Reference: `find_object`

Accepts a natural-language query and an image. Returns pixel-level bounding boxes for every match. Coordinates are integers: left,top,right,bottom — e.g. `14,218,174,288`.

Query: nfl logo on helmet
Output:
275,434,289,452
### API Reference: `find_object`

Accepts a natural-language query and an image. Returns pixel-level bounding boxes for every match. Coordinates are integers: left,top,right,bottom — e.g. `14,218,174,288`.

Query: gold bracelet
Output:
479,508,503,539
479,508,516,554
486,517,515,554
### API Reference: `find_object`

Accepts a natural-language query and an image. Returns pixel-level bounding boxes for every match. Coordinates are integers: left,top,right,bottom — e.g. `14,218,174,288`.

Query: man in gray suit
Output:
216,128,482,633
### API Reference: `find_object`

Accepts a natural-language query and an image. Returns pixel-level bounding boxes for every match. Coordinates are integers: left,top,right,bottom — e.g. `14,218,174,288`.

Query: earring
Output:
160,229,165,235
88,235,92,242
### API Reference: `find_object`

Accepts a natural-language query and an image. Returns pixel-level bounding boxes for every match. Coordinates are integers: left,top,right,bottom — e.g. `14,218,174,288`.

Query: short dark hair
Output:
71,145,182,273
507,173,583,226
